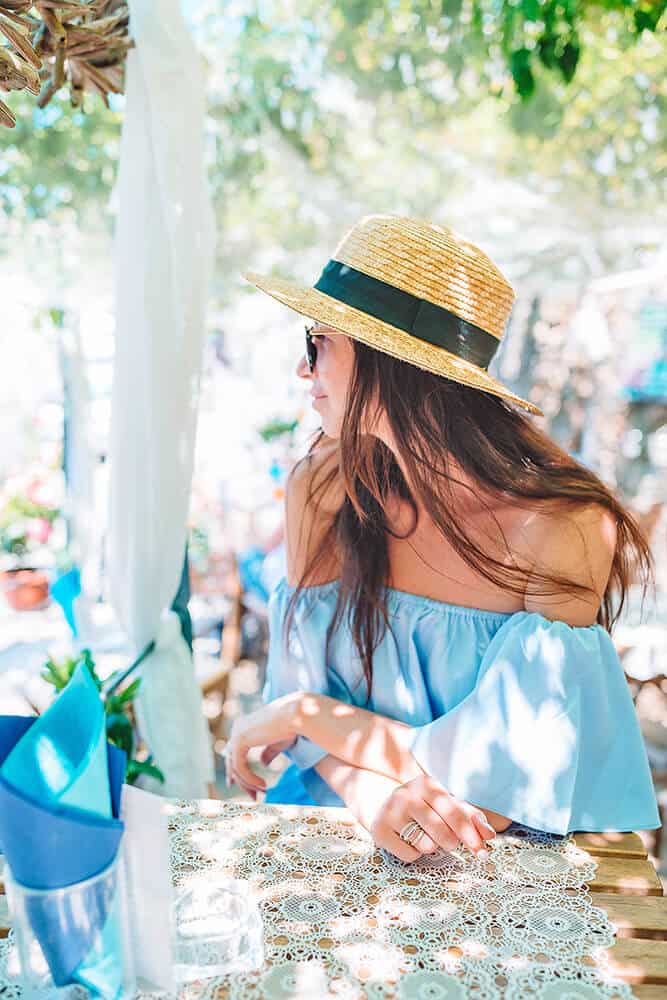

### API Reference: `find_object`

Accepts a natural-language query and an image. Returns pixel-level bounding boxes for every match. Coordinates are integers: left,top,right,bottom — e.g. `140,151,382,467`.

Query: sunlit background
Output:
1,0,666,870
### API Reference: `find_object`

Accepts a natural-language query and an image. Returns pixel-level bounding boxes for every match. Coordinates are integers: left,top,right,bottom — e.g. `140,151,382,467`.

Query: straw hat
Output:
243,213,542,416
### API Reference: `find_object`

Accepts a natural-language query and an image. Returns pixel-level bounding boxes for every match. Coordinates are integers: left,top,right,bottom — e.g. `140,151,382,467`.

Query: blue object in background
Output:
238,545,270,603
626,357,667,402
49,567,82,637
268,459,283,482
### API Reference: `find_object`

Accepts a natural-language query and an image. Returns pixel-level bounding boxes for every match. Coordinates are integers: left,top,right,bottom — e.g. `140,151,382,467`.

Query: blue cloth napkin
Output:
0,665,127,998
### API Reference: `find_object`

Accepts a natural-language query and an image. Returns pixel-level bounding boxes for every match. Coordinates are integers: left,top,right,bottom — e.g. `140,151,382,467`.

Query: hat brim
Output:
242,271,543,417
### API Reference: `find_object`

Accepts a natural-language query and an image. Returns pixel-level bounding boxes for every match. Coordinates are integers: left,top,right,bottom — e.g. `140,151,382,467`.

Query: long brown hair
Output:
286,340,653,698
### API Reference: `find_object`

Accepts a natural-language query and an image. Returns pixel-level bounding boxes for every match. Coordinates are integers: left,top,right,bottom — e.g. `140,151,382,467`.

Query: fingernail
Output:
476,849,490,862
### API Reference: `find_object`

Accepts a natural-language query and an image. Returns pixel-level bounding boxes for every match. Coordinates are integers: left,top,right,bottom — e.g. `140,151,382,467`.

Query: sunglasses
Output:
304,324,318,373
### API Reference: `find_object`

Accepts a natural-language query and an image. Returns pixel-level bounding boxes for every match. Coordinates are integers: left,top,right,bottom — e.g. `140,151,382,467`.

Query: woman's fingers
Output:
260,745,280,766
452,806,496,858
259,739,295,766
228,763,261,800
408,828,439,854
229,741,267,792
416,779,490,857
370,819,422,864
472,811,498,843
406,800,461,854
383,830,423,863
236,780,257,801
378,790,440,857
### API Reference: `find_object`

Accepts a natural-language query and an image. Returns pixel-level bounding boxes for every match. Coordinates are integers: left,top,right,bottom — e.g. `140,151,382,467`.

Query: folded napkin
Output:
0,664,127,999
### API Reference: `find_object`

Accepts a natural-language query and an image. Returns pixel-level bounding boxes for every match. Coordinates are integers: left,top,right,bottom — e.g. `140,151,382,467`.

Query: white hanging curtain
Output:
107,0,215,796
60,318,95,638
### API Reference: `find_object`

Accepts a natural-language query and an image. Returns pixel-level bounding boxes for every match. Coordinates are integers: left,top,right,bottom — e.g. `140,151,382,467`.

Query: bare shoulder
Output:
511,500,618,626
285,439,344,585
287,439,342,510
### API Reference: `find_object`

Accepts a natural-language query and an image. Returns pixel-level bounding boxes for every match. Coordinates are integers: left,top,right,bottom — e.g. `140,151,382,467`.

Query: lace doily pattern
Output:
0,802,635,1000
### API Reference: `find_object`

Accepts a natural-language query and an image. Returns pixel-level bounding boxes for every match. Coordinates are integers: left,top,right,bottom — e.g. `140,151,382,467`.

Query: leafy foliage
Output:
0,87,122,224
41,649,165,786
257,417,300,442
0,2,664,276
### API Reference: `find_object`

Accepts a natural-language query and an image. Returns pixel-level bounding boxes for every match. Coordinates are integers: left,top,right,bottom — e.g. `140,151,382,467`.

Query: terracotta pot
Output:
0,568,51,611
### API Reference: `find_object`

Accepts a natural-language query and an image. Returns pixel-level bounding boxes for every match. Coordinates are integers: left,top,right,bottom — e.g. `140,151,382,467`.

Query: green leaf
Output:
634,6,663,33
106,712,134,758
114,677,142,706
81,651,102,691
537,33,558,70
41,656,73,691
106,677,142,713
41,653,81,691
521,0,542,22
257,417,299,442
125,758,165,785
511,48,536,98
558,40,580,83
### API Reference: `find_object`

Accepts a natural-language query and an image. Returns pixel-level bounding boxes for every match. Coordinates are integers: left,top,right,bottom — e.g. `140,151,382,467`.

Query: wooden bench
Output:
571,831,666,995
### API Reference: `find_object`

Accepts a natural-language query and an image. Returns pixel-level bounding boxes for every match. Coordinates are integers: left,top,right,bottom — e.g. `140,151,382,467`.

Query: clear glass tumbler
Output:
172,877,264,983
5,852,136,1000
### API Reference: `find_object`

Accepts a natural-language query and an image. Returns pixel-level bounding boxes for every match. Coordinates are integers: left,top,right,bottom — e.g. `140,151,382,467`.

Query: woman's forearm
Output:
316,753,513,837
292,693,423,783
314,754,401,830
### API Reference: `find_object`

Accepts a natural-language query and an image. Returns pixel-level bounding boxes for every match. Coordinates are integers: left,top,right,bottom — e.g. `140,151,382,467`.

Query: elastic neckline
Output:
277,576,514,621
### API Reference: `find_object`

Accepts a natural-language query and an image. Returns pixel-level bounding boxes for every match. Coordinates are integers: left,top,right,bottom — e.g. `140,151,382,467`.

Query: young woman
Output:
226,214,660,863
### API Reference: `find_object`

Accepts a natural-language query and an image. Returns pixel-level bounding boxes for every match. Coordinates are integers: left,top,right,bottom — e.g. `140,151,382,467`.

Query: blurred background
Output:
1,0,666,874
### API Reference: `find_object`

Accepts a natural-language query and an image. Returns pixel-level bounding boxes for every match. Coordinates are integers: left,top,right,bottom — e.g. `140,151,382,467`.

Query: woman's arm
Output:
293,693,423,784
227,691,513,838
315,752,512,834
226,691,419,788
304,698,515,836
314,754,402,829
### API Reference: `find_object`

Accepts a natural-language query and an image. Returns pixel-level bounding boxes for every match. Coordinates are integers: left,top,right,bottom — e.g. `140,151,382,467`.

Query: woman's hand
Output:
224,694,301,798
369,773,498,863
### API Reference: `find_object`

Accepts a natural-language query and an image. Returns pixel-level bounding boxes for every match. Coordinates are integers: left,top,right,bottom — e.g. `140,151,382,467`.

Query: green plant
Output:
41,649,165,786
257,417,299,443
0,494,61,563
0,526,29,559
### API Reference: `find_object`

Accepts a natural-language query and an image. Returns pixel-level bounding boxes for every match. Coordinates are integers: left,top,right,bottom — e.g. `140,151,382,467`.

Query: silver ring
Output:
399,820,426,847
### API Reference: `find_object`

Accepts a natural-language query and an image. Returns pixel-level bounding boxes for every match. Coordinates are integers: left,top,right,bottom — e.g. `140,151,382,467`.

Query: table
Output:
2,801,667,999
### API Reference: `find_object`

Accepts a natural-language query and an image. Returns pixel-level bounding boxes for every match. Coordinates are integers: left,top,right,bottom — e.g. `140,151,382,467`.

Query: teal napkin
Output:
0,665,128,999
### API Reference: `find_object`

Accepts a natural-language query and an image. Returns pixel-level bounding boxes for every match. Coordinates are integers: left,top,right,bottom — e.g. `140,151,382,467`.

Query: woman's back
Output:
289,439,615,624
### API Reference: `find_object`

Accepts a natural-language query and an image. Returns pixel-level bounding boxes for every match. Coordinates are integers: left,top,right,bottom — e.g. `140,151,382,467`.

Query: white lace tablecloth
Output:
0,799,637,999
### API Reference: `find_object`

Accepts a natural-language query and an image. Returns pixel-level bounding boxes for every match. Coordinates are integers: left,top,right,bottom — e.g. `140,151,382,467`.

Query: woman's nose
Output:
296,354,311,379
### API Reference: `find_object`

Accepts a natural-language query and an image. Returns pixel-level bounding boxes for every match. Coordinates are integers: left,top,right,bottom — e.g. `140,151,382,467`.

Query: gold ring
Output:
399,820,426,847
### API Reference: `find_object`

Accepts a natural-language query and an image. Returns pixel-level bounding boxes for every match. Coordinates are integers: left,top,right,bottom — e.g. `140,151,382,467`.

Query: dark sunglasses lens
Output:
305,330,317,371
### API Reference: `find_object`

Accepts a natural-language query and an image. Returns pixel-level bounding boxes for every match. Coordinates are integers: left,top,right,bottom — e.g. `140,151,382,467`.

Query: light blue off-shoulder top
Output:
262,577,660,835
